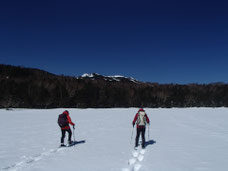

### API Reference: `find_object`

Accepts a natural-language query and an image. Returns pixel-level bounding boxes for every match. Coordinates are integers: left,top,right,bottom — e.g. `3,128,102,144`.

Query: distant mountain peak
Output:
81,73,99,78
78,73,139,83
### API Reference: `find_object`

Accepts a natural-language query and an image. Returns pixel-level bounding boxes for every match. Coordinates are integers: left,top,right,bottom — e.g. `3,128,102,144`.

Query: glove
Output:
73,125,75,129
132,123,135,127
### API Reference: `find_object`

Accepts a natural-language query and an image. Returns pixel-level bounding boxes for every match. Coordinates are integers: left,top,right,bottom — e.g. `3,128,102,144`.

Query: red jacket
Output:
61,111,75,130
132,111,150,128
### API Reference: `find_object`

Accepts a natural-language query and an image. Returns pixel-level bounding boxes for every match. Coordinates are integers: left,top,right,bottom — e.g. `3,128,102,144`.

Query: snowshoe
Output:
134,146,139,150
60,144,66,147
68,140,73,145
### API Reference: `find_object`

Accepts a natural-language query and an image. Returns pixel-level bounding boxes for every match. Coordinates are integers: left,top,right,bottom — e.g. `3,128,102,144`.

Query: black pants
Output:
135,127,145,148
61,129,72,143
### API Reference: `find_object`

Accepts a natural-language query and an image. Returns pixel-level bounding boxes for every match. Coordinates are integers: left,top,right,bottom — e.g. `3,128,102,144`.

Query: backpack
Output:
57,114,68,128
136,111,147,126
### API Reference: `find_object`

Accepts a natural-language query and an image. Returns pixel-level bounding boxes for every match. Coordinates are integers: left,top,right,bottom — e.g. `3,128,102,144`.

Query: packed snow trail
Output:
122,139,156,171
128,148,145,171
1,148,63,171
0,140,85,171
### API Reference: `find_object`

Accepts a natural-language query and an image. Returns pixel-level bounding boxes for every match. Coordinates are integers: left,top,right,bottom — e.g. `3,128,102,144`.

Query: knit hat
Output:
63,110,69,115
138,108,145,112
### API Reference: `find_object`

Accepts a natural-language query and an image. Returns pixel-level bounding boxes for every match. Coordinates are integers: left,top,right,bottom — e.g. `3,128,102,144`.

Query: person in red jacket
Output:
132,108,150,149
60,110,75,147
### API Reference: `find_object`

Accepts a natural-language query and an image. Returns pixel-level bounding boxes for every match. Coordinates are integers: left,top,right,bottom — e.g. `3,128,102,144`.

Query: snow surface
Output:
0,108,228,171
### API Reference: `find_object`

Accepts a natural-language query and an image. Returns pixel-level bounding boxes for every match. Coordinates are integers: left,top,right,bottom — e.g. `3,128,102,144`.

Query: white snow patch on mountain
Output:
108,75,125,78
81,73,96,78
79,73,139,83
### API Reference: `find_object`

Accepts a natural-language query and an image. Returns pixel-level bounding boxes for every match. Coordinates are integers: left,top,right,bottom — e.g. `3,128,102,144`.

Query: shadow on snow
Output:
145,139,156,147
69,140,86,147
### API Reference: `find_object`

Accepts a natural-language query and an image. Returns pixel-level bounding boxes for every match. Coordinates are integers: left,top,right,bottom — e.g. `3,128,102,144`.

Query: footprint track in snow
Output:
0,148,64,171
122,148,146,171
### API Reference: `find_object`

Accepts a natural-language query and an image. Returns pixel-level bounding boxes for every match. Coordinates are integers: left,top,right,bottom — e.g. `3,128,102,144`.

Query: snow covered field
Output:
0,108,228,171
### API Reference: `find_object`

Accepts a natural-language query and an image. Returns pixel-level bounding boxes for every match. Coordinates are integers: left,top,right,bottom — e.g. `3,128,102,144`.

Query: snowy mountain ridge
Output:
78,73,139,83
2,64,228,108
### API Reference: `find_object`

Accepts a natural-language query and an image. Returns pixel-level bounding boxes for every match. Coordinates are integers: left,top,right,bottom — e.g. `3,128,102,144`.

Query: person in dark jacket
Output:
132,108,150,149
60,110,75,147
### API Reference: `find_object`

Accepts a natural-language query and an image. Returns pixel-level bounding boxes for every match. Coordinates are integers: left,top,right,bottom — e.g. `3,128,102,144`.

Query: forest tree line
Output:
0,64,228,108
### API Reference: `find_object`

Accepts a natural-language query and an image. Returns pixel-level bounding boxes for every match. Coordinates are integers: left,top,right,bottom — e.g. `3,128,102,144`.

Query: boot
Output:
68,140,73,145
142,140,145,149
60,143,66,147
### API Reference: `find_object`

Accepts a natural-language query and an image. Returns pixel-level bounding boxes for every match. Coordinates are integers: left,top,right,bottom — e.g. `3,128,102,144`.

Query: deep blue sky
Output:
0,0,227,84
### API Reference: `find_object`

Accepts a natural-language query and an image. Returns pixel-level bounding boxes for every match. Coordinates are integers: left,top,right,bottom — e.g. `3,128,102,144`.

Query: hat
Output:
138,108,145,112
63,110,69,115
